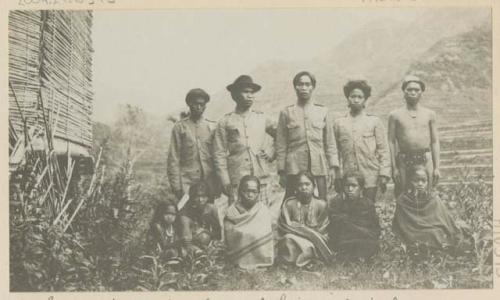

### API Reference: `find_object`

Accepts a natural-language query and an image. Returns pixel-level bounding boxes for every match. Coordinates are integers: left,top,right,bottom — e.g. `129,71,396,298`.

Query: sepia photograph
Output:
5,2,495,294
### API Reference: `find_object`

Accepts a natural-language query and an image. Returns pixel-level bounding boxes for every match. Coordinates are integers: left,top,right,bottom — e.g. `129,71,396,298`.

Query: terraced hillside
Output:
438,121,492,185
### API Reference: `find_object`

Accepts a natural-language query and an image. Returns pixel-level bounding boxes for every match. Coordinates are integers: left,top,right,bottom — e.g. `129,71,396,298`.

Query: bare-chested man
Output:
388,75,440,196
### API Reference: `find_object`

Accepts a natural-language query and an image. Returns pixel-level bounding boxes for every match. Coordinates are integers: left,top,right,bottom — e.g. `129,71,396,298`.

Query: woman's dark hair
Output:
343,80,372,99
151,199,177,224
342,171,365,188
295,171,316,188
188,181,209,200
238,175,261,196
293,71,316,88
408,165,429,180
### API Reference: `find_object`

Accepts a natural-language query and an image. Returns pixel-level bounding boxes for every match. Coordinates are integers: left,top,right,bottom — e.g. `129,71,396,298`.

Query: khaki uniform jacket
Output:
213,110,275,187
333,112,391,188
276,103,339,176
167,117,216,194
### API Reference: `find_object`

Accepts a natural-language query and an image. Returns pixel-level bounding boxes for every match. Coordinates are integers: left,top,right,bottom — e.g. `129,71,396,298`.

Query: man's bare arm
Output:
429,111,440,184
387,112,399,180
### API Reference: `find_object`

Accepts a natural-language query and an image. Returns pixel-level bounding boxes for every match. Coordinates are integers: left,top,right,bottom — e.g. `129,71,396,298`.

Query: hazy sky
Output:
92,8,421,123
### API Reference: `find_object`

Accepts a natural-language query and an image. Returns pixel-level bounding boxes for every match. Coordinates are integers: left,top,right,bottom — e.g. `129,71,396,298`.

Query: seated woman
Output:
328,171,381,259
178,181,222,253
224,175,274,269
148,199,181,259
277,171,333,267
392,165,470,252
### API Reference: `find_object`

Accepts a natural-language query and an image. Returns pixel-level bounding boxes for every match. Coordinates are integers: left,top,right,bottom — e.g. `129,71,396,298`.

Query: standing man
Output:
167,88,217,202
276,71,339,201
213,75,276,204
388,75,440,196
334,80,391,202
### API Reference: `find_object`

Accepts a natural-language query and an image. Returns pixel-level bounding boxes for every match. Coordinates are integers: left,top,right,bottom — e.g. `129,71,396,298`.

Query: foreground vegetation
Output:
10,165,493,291
9,106,493,291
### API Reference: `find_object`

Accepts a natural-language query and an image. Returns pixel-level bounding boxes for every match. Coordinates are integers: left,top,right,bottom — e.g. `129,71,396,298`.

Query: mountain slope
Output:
372,23,492,124
204,8,491,124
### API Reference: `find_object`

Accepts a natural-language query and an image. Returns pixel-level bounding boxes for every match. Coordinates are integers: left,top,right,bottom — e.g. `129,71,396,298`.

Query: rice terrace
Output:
7,7,494,292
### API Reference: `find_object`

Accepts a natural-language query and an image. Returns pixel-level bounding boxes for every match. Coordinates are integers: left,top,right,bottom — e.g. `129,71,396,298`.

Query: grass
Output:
10,167,493,291
9,106,493,291
129,178,492,291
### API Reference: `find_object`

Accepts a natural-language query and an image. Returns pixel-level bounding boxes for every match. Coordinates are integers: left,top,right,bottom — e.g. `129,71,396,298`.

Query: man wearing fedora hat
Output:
388,75,440,196
167,88,219,202
213,75,276,205
276,71,340,201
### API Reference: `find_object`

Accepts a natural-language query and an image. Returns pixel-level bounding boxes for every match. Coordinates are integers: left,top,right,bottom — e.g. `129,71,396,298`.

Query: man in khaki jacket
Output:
167,88,218,202
213,75,276,204
276,71,340,201
334,80,391,202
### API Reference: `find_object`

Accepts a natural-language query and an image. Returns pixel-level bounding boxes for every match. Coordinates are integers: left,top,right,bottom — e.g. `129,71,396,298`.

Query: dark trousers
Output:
284,175,327,201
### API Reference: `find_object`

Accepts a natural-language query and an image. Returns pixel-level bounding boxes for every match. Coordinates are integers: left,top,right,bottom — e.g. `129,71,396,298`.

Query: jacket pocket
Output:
287,121,301,141
362,132,377,155
312,119,325,129
310,119,325,142
227,127,240,143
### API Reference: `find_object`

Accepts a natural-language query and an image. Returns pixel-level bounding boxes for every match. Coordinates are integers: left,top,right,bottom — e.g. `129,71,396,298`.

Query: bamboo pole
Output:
63,195,85,233
34,164,48,188
39,182,53,205
9,80,31,149
58,158,75,213
52,196,73,226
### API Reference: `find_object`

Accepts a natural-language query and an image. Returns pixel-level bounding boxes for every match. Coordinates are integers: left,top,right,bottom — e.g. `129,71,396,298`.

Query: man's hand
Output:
328,167,339,189
378,175,389,194
173,189,184,200
392,169,401,189
278,171,287,188
259,150,273,162
433,168,440,186
222,184,233,197
223,184,236,205
334,178,343,194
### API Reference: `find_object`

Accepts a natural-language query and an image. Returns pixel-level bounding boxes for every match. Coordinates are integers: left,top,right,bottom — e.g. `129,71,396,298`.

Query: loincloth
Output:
397,148,430,166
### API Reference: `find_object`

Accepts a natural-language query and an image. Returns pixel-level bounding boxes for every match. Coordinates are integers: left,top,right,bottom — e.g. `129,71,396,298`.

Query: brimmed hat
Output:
226,75,261,93
402,75,426,92
185,88,210,104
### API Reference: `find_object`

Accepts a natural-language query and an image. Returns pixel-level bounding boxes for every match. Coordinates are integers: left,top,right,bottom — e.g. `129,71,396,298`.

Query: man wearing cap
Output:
276,71,339,201
334,80,391,202
213,75,276,205
167,88,218,202
388,75,440,196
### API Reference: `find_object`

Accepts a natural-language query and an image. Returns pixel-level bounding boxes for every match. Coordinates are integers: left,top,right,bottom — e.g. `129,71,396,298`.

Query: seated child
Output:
178,181,222,253
392,165,470,252
328,171,381,259
148,200,181,259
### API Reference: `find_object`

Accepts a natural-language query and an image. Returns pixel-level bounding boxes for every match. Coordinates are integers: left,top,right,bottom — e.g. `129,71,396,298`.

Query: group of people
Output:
149,71,470,269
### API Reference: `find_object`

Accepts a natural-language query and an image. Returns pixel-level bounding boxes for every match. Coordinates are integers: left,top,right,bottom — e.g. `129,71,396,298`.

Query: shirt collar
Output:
348,110,366,119
296,99,314,110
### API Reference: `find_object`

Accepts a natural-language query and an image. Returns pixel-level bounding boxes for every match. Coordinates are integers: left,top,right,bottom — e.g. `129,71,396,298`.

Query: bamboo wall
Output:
9,10,94,153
